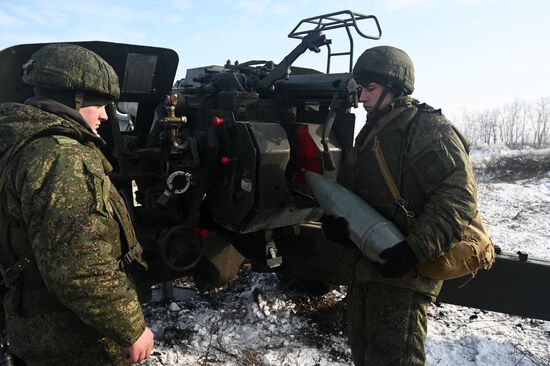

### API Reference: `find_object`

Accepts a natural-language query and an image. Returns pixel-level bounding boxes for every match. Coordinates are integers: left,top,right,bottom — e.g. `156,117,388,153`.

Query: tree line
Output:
451,97,550,149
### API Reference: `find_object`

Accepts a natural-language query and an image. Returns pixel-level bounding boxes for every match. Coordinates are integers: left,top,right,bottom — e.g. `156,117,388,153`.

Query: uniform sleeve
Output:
16,138,146,346
405,117,478,263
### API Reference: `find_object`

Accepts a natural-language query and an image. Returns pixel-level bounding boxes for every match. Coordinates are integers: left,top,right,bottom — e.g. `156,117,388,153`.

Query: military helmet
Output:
22,43,120,102
353,45,415,95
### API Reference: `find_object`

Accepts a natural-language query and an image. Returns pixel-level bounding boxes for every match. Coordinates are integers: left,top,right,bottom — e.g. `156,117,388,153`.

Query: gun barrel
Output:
274,73,353,104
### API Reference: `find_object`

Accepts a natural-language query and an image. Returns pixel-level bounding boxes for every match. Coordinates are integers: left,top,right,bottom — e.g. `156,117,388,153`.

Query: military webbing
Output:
118,245,140,271
104,173,146,271
365,107,419,229
358,107,408,152
372,136,403,202
371,136,416,225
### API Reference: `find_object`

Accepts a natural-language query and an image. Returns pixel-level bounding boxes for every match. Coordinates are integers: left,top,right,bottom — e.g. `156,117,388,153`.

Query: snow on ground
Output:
142,148,550,366
478,179,550,259
143,273,352,366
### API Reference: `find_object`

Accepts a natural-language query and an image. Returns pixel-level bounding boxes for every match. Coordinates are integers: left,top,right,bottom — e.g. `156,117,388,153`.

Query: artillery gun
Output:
1,10,548,322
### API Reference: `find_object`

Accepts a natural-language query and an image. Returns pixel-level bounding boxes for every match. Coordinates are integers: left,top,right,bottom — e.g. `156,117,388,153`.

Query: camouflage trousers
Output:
347,281,430,366
6,311,127,366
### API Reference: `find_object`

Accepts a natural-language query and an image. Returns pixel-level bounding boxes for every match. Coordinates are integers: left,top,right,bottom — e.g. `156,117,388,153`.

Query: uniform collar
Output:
356,96,419,148
24,96,105,146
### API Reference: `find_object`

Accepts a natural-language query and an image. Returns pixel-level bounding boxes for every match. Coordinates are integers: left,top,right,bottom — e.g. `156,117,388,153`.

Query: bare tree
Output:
477,108,501,146
531,97,550,148
500,99,529,148
445,97,550,149
453,111,480,147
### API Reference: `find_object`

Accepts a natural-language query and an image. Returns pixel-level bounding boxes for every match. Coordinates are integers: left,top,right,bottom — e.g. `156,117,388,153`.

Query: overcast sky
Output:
1,0,549,115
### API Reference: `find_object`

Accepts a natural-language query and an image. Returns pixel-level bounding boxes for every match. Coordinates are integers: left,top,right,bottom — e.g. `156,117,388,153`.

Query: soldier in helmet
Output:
0,44,154,365
322,46,478,365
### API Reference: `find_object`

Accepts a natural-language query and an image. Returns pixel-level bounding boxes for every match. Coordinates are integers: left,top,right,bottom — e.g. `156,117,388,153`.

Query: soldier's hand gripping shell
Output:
375,240,419,278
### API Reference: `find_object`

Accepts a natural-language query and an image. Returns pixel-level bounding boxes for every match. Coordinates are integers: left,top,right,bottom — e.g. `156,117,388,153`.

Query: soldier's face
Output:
79,105,108,134
359,82,395,112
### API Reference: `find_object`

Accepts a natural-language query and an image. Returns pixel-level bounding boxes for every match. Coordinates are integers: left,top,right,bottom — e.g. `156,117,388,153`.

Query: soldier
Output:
322,46,478,365
0,44,154,365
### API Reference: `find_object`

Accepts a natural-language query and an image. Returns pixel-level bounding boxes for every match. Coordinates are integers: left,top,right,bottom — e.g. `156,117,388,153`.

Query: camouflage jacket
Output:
340,97,478,298
0,99,146,352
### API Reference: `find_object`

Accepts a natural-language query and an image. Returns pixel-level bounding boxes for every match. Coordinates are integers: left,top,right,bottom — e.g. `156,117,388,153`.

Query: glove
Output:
375,240,419,278
321,214,350,244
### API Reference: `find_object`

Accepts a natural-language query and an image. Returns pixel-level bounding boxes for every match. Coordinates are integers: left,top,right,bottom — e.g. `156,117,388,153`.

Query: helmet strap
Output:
371,84,390,113
74,91,84,111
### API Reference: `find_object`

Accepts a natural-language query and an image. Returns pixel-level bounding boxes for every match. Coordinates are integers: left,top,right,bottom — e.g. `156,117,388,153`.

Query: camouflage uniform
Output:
0,44,147,366
339,46,478,365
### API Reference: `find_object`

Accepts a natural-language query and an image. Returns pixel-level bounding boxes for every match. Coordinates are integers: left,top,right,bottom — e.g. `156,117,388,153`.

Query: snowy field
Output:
142,147,550,366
